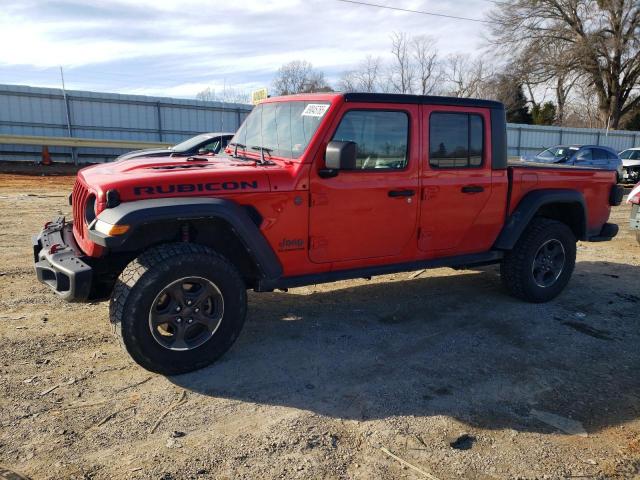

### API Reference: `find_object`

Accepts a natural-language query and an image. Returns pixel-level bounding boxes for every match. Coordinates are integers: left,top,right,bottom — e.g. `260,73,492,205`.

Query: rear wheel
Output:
109,243,247,375
500,218,576,303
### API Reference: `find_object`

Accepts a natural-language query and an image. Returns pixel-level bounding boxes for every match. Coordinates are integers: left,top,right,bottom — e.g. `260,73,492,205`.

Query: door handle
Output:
461,185,484,193
388,189,416,198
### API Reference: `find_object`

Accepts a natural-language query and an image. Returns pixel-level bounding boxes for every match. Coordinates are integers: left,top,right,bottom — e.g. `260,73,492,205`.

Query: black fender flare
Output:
88,197,282,280
493,189,587,250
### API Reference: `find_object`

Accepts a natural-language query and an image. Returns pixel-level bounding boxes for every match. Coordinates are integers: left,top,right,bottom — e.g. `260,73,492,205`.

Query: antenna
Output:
60,66,76,164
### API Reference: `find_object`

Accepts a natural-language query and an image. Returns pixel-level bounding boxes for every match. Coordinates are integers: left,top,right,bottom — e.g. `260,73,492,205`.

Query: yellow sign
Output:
251,88,268,105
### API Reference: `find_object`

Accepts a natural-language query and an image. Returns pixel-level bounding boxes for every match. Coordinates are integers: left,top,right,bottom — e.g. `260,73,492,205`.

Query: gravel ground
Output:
0,173,639,480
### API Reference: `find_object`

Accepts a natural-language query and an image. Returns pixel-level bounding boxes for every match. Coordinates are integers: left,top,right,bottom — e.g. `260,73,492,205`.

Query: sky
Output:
0,0,494,100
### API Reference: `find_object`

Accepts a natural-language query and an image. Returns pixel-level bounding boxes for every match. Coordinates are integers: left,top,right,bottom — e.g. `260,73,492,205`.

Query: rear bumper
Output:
630,204,640,230
33,217,93,302
587,222,619,242
610,184,625,206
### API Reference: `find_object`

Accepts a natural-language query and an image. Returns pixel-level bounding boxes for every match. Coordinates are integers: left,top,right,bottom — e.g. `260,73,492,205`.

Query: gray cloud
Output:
0,0,493,97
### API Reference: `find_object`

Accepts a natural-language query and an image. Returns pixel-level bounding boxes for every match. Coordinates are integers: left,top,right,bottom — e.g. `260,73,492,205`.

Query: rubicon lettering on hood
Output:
133,180,259,196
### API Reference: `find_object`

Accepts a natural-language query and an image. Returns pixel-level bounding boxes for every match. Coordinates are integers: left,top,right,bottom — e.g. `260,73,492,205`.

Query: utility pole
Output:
60,66,77,164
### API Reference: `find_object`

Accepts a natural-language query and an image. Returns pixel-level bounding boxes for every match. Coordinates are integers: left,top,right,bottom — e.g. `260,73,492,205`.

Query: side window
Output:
331,110,409,170
606,150,619,160
593,148,609,160
575,148,592,161
429,112,484,168
201,139,221,153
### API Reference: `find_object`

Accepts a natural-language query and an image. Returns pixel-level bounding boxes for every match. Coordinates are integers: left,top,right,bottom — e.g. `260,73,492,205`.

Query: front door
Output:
309,106,419,263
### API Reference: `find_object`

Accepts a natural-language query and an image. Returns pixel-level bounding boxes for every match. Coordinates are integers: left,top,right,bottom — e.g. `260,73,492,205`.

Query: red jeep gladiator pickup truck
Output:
33,93,624,374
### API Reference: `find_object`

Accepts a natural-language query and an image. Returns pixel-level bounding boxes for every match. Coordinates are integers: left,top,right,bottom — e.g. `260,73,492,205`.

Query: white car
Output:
619,148,640,184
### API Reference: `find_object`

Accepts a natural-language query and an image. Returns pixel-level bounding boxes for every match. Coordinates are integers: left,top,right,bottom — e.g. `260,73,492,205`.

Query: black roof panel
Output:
343,92,504,109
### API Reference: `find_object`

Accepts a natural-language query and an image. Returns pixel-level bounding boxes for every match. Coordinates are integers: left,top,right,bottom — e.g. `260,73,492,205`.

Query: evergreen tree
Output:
506,84,533,124
532,102,557,126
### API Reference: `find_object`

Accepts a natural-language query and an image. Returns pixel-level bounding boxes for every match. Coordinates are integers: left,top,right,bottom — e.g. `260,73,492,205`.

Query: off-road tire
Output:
109,243,247,375
500,218,576,303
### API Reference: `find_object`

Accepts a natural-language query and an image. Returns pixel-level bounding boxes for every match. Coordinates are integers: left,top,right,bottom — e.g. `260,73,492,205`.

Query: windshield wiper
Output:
228,142,247,159
251,145,275,165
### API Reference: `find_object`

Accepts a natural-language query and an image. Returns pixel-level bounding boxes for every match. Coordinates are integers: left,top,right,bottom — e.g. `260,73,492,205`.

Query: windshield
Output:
172,134,214,152
231,101,330,159
535,145,578,163
620,149,640,160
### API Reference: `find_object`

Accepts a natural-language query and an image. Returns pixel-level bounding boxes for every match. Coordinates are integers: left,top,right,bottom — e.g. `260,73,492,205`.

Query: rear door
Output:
308,105,420,263
418,106,493,254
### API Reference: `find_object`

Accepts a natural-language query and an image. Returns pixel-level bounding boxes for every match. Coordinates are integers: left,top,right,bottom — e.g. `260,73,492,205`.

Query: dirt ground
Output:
0,173,639,480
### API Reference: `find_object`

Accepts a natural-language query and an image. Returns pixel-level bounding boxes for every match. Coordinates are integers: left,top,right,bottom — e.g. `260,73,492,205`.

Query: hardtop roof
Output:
343,92,504,109
263,92,504,110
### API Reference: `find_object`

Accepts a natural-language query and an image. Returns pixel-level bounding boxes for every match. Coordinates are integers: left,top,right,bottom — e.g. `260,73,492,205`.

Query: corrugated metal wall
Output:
0,84,252,163
507,123,640,158
2,83,639,163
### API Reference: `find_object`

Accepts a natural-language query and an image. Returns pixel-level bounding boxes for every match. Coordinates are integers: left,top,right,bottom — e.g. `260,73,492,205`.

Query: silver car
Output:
527,144,623,182
114,132,234,162
619,148,640,184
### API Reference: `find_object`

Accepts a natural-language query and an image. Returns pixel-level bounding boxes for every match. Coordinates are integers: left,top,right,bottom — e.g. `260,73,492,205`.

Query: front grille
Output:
72,179,90,240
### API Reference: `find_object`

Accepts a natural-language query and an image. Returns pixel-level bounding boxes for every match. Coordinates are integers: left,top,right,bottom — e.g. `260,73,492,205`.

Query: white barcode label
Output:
301,103,330,117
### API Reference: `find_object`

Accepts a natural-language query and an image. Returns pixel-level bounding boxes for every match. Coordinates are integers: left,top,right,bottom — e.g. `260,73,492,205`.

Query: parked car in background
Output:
114,132,234,162
524,145,623,182
628,182,640,244
619,148,640,184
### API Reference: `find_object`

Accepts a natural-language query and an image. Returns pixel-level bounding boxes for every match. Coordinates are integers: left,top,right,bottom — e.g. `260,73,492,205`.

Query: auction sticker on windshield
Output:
301,103,330,117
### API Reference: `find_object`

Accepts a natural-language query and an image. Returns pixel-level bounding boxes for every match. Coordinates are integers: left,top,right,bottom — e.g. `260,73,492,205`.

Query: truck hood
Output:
78,154,277,203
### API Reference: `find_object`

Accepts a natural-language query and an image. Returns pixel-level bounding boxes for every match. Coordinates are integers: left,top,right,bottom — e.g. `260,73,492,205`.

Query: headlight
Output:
94,219,130,236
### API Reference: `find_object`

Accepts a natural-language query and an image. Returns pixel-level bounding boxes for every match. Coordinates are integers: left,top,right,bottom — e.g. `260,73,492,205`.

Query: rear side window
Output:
429,112,483,168
576,149,593,160
592,148,610,160
331,110,409,170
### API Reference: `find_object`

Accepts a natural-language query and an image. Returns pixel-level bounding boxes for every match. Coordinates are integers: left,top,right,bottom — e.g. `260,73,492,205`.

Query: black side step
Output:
256,251,503,291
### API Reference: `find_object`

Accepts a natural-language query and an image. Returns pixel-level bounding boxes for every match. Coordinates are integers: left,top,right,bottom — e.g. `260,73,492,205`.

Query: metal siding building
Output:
507,123,640,158
0,84,252,163
1,84,639,163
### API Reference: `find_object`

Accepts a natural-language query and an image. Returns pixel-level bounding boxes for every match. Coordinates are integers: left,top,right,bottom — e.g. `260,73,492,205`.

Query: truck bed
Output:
507,161,617,238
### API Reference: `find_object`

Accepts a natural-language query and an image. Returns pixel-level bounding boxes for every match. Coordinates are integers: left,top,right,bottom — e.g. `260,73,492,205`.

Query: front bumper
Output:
33,217,93,301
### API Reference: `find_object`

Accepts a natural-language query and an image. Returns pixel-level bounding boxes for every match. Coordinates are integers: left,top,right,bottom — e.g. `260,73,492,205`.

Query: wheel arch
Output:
88,197,283,286
494,189,587,250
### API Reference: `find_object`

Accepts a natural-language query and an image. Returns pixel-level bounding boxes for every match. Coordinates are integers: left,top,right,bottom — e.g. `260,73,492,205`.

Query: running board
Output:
256,251,504,291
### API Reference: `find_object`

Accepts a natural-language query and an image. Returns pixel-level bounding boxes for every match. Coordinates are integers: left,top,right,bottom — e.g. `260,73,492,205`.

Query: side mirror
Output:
320,141,357,178
197,148,208,155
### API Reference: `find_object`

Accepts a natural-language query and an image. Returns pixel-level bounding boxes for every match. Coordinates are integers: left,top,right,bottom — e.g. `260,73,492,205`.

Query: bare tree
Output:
443,54,490,98
389,32,415,94
411,35,440,95
489,0,640,129
195,86,250,104
195,87,216,102
272,60,329,95
338,55,382,92
511,39,580,125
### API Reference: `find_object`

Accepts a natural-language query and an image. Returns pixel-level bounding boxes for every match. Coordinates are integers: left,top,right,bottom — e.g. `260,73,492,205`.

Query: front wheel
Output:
500,218,576,303
109,243,247,375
